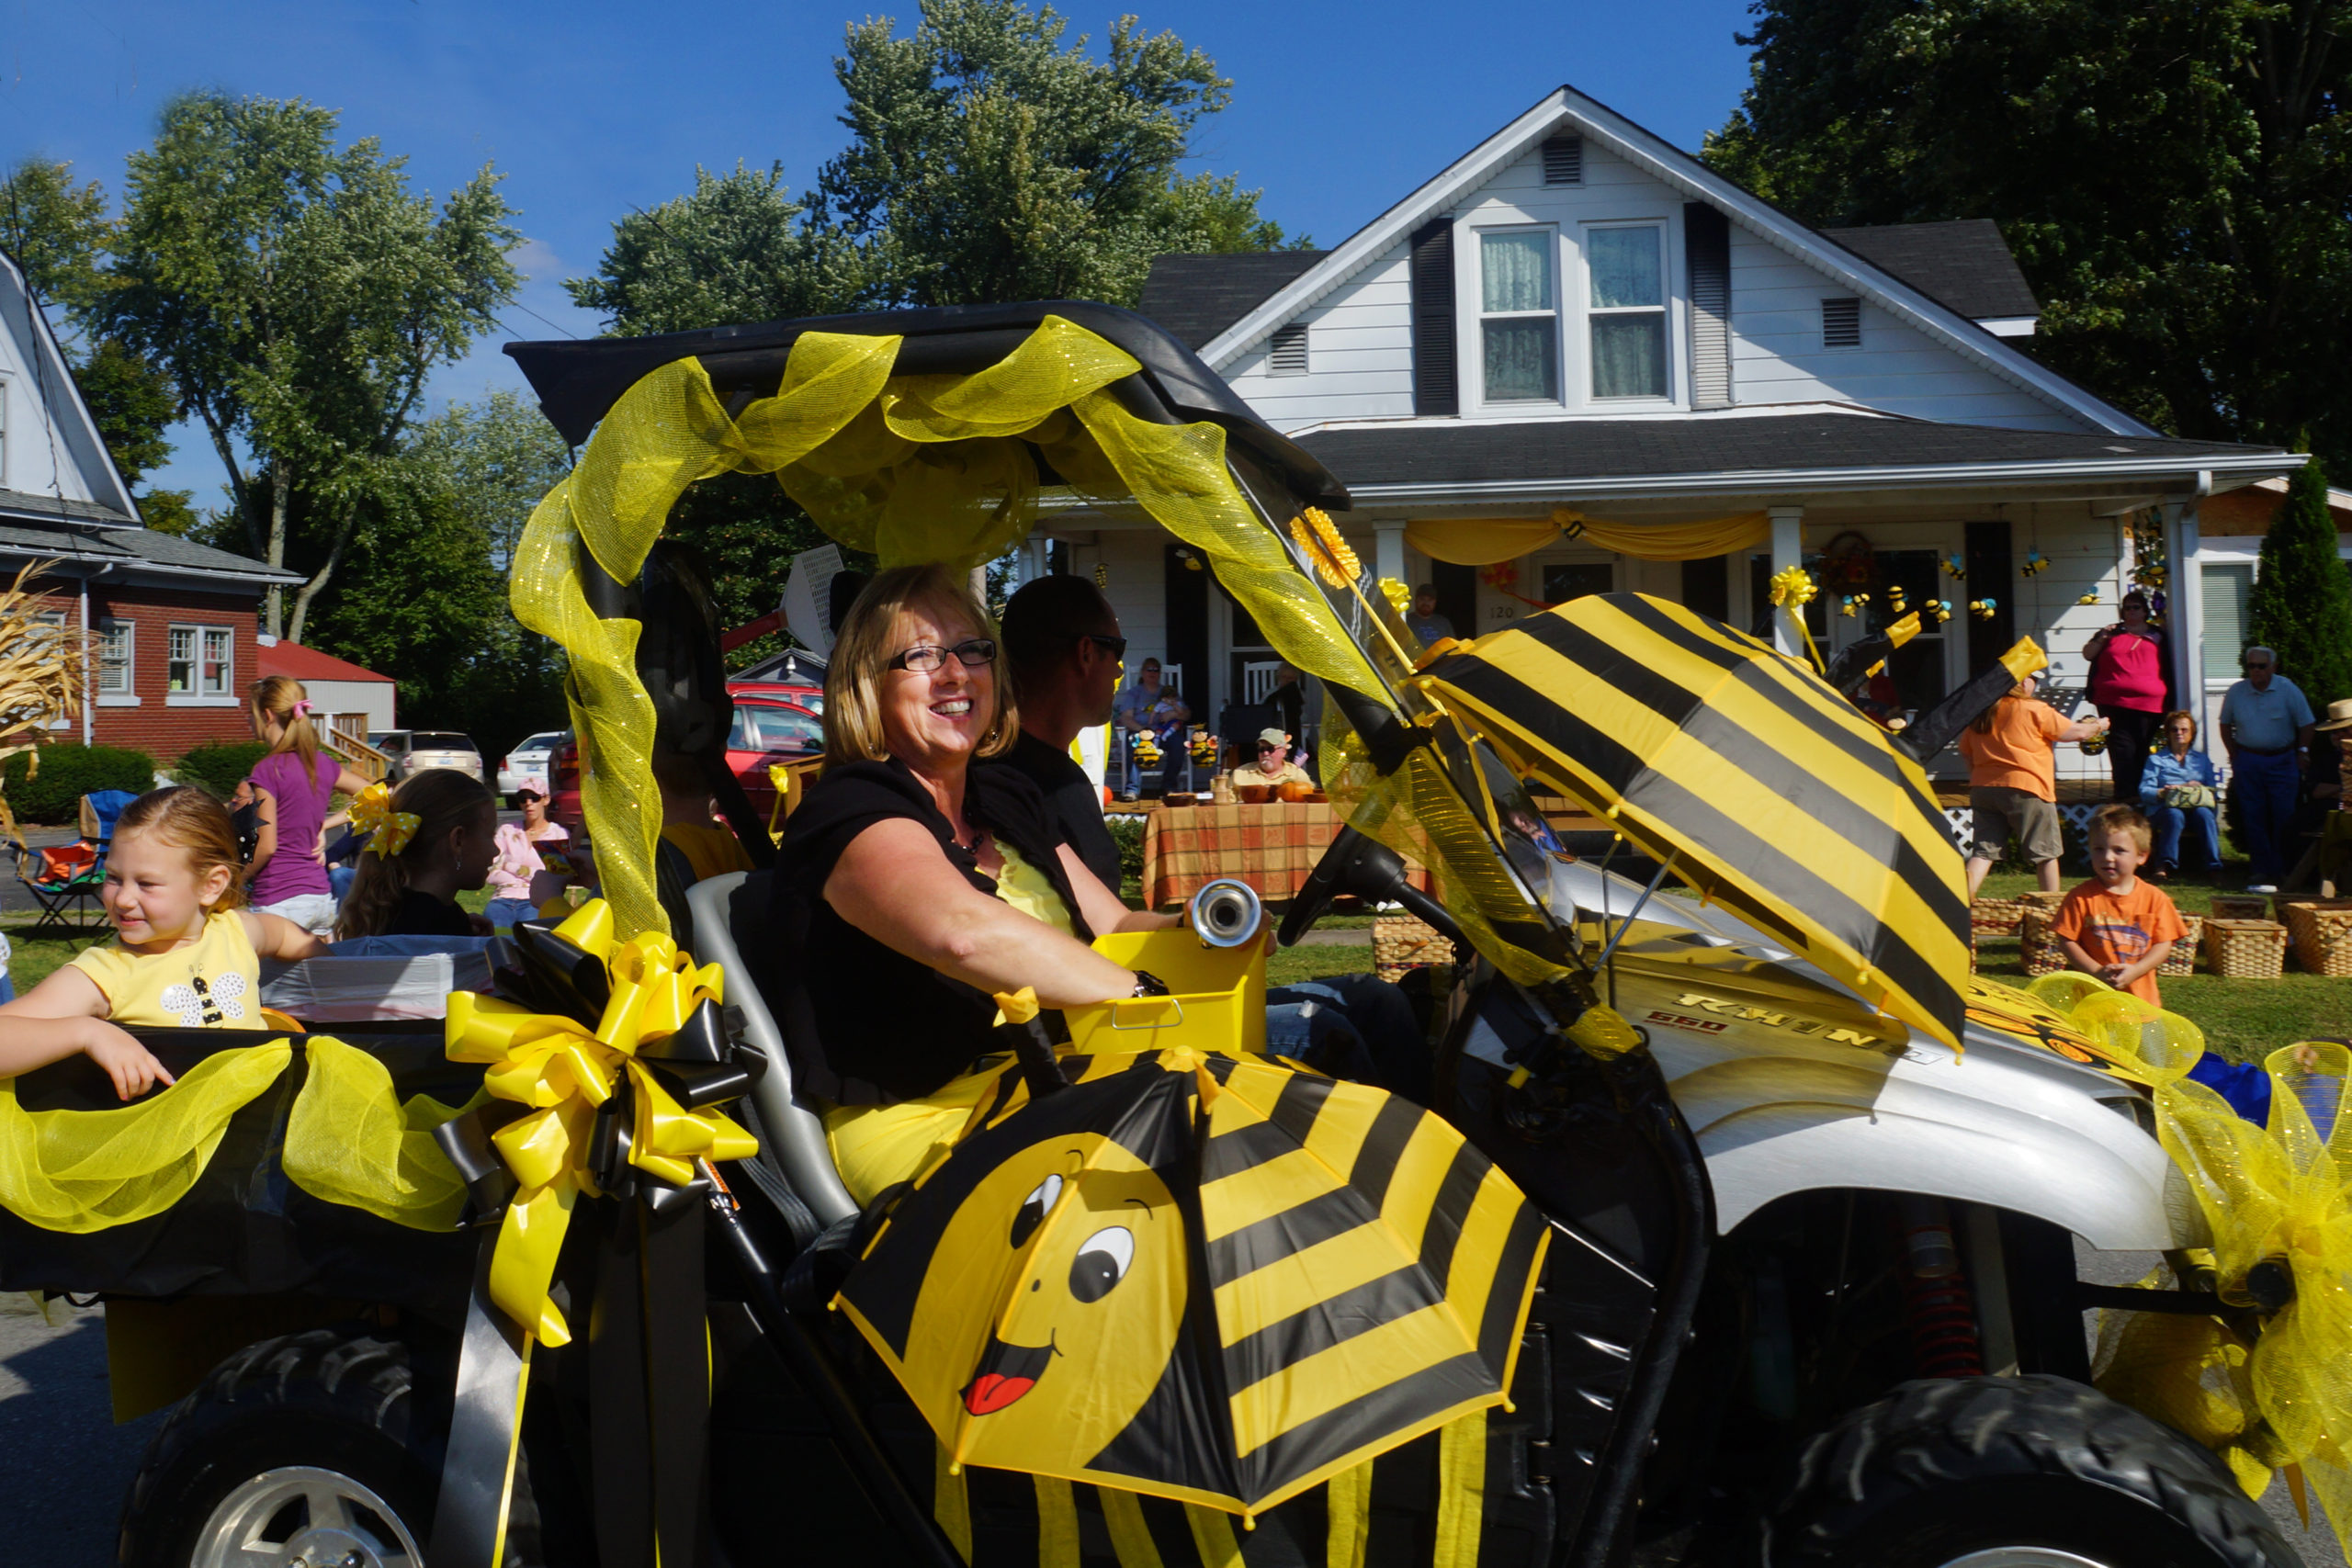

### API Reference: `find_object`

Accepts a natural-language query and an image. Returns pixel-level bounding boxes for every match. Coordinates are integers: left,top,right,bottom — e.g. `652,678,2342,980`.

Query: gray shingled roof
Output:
0,487,135,528
1295,412,2276,491
1136,252,1329,350
0,516,299,583
1816,220,2041,322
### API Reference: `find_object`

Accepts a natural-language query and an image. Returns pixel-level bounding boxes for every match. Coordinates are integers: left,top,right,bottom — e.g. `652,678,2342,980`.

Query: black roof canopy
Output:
503,299,1350,509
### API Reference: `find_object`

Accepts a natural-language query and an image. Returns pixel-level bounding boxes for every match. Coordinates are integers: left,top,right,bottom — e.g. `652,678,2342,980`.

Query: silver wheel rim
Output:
189,1464,422,1568
1937,1551,2110,1568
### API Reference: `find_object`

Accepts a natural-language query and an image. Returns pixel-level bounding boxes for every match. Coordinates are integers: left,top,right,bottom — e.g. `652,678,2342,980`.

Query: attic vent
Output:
1542,135,1584,186
1268,321,1308,377
1822,297,1862,349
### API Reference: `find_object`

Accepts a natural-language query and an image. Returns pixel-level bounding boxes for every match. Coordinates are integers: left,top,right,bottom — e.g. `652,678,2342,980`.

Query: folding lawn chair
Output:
5,789,139,937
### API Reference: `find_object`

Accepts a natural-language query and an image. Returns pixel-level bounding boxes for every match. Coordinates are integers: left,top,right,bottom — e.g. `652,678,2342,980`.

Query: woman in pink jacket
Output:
2082,591,2169,804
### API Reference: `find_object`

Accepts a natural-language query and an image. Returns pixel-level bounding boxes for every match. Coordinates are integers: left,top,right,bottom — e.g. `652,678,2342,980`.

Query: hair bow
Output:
292,699,312,716
350,782,420,858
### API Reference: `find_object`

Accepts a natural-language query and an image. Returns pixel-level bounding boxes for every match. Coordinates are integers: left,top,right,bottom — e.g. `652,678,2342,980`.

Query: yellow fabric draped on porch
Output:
1406,506,1770,565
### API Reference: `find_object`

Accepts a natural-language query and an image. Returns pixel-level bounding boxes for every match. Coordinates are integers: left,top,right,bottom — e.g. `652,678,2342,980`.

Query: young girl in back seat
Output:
336,770,500,940
0,786,331,1100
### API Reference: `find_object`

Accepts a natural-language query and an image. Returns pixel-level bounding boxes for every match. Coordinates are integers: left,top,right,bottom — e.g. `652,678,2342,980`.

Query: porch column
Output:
1374,522,1408,589
2165,479,2209,747
1768,505,1805,659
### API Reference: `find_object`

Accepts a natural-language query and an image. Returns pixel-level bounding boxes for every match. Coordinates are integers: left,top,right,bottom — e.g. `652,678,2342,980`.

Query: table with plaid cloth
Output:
1140,800,1427,909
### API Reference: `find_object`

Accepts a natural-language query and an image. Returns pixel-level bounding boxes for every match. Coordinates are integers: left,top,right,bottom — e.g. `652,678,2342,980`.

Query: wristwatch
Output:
1130,970,1171,998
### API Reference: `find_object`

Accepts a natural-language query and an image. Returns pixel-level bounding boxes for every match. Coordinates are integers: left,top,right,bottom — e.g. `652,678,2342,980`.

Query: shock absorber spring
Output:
1895,1197,1984,1379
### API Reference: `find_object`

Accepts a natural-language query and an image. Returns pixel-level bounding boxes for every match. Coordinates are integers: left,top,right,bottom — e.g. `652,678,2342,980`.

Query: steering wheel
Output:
1279,826,1468,949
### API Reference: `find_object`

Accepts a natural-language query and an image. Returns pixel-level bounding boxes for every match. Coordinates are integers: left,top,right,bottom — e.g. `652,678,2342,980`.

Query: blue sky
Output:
1,0,1758,504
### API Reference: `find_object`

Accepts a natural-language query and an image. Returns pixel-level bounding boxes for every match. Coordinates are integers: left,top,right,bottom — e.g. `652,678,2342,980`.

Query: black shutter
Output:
1409,219,1459,417
1431,561,1477,639
1964,521,2014,669
1164,541,1210,715
1681,554,1731,624
1684,203,1732,409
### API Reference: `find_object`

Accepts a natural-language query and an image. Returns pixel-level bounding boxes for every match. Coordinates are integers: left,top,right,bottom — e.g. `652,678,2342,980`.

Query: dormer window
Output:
1587,224,1667,399
1479,230,1558,402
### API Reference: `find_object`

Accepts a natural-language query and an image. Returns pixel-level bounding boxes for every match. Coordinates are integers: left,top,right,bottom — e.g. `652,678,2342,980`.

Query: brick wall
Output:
30,581,265,764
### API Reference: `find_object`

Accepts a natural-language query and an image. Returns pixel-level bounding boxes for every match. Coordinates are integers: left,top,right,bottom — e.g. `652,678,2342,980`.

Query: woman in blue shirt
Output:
2139,709,2222,879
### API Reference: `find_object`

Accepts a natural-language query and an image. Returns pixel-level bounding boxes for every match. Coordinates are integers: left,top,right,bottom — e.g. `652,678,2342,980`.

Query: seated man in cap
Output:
1233,728,1314,791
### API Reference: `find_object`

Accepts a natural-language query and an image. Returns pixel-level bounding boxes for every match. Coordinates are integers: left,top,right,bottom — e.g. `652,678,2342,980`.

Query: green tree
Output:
2246,457,2352,711
71,336,176,486
811,0,1305,309
95,92,520,640
1703,0,2352,462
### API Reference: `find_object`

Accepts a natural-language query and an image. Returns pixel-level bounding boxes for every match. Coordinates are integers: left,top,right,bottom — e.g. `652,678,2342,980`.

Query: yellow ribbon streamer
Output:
444,897,756,1346
348,782,420,859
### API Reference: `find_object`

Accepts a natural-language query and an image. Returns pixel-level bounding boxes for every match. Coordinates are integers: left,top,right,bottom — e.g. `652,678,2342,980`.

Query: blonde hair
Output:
249,674,322,781
2087,803,2154,854
1973,677,2037,736
821,563,1018,767
335,768,495,940
115,786,247,914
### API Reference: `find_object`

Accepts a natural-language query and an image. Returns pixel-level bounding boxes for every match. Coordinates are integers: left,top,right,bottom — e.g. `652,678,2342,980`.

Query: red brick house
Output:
1,245,300,762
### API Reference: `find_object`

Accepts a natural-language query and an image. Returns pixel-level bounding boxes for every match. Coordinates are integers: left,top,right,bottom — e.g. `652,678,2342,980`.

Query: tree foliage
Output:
2246,457,2352,710
1704,0,2352,463
94,93,520,639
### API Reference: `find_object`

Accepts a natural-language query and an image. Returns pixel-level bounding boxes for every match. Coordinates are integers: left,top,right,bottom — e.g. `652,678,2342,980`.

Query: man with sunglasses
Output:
2220,644,2315,893
1001,574,1128,892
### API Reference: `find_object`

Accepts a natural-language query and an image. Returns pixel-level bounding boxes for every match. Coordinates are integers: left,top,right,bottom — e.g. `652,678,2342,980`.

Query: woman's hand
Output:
85,1023,175,1101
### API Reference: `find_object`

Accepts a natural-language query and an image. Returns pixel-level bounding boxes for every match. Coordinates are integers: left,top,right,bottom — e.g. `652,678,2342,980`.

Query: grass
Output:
1972,867,2351,1065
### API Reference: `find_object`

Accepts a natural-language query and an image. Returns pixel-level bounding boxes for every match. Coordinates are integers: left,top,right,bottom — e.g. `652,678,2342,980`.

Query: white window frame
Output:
1582,220,1672,403
166,622,238,705
96,617,139,705
1475,226,1563,408
28,607,71,728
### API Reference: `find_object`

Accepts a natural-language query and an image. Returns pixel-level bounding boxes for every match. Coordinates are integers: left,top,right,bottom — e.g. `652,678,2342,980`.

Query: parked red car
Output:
549,697,820,838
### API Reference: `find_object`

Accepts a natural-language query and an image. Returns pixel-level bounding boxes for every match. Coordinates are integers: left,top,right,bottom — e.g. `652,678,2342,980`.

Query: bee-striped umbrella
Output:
1419,592,1970,1048
833,1047,1549,1518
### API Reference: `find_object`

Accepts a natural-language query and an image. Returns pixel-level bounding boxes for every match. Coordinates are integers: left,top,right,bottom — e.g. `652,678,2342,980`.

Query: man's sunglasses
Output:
1076,633,1128,659
888,637,997,672
1257,741,1285,752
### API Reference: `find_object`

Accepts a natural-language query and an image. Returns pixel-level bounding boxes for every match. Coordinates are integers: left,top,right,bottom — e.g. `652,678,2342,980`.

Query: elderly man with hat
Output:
1233,728,1314,791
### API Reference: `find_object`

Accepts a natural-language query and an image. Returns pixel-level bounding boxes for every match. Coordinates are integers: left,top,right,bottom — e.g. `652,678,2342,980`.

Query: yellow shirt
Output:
1233,760,1313,789
661,822,757,883
67,910,260,1028
990,840,1075,936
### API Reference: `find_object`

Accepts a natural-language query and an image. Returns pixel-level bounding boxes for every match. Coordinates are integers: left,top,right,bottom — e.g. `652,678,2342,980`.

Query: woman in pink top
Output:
484,784,571,931
2083,591,2170,804
246,677,375,935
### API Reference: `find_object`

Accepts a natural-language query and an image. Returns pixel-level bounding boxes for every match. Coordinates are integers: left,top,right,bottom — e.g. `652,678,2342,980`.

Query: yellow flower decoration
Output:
349,782,420,859
1767,565,1817,608
1378,577,1411,615
1290,508,1362,590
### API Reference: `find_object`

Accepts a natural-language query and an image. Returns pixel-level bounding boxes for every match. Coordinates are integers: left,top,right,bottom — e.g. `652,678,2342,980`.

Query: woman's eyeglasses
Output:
888,637,997,673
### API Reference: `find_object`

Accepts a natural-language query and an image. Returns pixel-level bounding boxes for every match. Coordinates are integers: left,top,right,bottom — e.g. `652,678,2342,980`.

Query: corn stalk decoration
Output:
0,561,89,836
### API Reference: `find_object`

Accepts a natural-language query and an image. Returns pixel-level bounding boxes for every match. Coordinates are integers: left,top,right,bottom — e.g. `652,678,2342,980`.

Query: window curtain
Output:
1590,315,1666,399
1481,233,1552,311
1483,321,1556,401
1406,509,1770,565
1587,229,1660,308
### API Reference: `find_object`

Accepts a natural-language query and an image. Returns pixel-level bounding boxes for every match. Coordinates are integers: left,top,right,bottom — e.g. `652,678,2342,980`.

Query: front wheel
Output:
1772,1375,2300,1568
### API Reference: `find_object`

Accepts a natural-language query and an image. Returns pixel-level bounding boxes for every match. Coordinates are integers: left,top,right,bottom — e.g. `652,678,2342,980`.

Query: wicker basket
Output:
2204,919,2289,979
2161,913,2202,977
1970,897,2027,939
2018,908,2067,976
2282,899,2352,977
1373,914,1455,983
2209,895,2272,923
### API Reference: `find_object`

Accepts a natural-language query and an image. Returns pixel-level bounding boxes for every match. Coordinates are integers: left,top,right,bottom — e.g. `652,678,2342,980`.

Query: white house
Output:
1025,85,2301,784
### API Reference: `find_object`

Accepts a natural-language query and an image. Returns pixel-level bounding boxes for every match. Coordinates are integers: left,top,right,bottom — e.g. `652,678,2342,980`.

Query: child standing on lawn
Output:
1958,672,2109,898
0,786,330,1099
2052,805,2188,1007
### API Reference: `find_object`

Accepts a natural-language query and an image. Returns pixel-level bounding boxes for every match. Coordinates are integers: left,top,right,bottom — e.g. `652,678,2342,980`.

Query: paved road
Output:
2,1251,2337,1566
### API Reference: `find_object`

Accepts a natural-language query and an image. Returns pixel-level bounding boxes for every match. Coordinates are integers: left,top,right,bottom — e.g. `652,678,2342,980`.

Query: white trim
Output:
165,695,241,708
1197,85,2159,437
0,252,140,521
97,694,141,707
1976,317,2037,338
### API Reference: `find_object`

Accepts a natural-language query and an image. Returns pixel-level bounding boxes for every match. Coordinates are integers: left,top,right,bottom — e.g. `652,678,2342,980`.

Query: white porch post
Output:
1769,505,1805,659
2165,477,2209,748
1023,533,1048,582
1374,522,1408,589
79,571,93,745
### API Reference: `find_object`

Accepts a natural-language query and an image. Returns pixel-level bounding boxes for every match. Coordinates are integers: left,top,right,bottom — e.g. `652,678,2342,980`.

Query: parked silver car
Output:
369,729,483,783
495,730,567,795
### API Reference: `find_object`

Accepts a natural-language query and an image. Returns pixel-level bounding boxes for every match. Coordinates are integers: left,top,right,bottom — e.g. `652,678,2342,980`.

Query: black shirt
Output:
768,757,1091,1105
386,888,473,938
1002,730,1122,894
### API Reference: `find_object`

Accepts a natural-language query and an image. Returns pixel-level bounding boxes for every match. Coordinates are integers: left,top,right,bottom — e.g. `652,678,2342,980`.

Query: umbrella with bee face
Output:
831,1047,1549,1518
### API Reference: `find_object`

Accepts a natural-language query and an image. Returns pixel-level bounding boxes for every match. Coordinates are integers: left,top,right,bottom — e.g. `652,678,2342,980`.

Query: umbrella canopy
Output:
1419,592,1970,1048
832,1047,1549,1518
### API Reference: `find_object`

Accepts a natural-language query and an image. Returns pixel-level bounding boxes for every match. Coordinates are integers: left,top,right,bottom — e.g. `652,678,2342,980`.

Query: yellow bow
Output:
445,898,755,1346
349,782,421,859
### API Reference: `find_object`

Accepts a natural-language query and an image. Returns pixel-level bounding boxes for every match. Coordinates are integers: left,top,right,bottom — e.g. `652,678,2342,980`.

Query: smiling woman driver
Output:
766,564,1175,1202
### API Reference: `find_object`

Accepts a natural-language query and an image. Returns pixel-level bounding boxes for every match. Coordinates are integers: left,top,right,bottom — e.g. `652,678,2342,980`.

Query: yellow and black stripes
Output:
1423,593,1968,1047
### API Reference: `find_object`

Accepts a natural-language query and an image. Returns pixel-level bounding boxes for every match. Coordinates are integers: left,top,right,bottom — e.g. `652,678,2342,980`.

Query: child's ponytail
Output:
249,674,323,781
336,769,494,940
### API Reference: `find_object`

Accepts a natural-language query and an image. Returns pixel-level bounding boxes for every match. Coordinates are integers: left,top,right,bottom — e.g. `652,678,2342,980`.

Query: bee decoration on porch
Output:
1094,564,1109,590
1941,554,1966,580
1884,583,1909,613
2078,592,2100,606
1969,599,1998,620
1839,592,1869,618
2020,551,2050,577
1926,600,1953,624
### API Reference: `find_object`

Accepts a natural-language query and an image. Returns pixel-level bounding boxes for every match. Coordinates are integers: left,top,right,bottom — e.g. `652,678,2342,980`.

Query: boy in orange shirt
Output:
2052,805,2188,1005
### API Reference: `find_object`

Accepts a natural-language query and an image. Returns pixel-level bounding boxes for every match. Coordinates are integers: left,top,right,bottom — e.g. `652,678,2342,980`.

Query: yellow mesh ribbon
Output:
934,1439,974,1564
0,1040,291,1230
1099,1487,1164,1568
2026,977,2352,1554
1324,1461,1371,1568
281,1036,477,1230
1407,509,1770,567
1035,1474,1080,1568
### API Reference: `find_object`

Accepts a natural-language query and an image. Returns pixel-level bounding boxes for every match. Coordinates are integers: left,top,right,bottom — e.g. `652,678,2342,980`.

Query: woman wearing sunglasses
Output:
766,563,1177,1203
